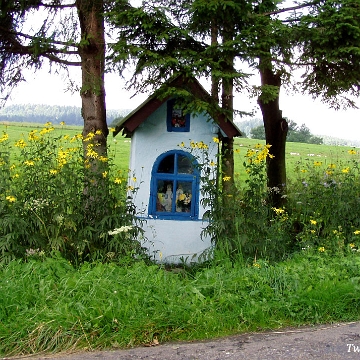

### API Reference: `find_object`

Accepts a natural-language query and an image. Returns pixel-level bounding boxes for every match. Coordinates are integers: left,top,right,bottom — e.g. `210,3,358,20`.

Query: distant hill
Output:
0,104,131,126
236,118,360,148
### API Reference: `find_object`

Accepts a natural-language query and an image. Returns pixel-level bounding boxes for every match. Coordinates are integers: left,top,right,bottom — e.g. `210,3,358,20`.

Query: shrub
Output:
0,124,147,265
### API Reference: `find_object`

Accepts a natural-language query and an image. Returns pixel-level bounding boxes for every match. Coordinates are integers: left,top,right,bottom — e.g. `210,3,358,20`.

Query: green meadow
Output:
0,121,360,357
1,121,357,177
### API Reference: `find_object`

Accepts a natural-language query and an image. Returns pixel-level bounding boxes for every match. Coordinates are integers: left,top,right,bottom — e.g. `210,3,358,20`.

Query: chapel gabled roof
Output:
113,75,242,139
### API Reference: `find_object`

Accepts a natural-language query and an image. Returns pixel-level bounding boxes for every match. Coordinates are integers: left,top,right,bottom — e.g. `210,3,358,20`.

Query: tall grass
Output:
1,253,360,356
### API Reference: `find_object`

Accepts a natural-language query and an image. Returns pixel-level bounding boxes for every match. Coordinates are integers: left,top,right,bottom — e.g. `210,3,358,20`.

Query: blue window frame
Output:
149,150,199,219
167,99,190,132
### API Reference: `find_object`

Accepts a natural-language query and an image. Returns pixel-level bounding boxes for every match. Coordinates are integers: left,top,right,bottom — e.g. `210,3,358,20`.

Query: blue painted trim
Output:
167,99,190,132
149,150,199,220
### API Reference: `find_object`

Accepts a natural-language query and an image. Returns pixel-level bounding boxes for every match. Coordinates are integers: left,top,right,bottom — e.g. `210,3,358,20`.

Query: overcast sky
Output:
6,67,359,142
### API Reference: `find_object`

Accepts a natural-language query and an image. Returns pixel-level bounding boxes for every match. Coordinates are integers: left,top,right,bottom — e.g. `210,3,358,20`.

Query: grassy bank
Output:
1,252,360,357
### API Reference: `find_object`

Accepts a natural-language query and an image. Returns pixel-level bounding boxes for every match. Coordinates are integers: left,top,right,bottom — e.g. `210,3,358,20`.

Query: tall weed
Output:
0,124,146,264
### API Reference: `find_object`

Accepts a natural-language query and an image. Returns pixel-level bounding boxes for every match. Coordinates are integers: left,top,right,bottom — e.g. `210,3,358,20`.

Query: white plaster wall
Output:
129,101,218,262
141,219,213,263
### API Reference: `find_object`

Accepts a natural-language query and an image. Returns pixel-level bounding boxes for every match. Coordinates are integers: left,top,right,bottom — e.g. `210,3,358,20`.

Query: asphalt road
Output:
5,322,360,360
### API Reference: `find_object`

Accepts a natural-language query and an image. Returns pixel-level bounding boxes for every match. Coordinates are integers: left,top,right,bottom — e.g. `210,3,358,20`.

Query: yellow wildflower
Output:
213,137,220,143
348,149,357,155
84,132,95,141
310,219,317,225
313,161,322,166
255,143,262,149
109,127,115,133
132,177,137,182
301,169,307,173
99,156,108,162
60,121,66,126
197,141,208,149
179,142,185,147
127,185,134,191
318,246,325,252
234,148,241,154
354,230,360,235
95,129,102,135
328,163,336,169
342,167,350,174
223,176,231,182
272,207,285,215
6,196,16,203
24,160,35,166
50,169,59,175
102,171,108,178
14,139,27,148
86,147,99,159
0,133,9,142
114,178,122,184
209,160,216,167
349,243,355,248
246,149,256,157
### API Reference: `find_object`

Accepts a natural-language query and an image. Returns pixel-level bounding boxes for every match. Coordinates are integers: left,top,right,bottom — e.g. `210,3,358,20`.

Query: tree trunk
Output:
76,0,108,151
220,30,235,195
76,0,109,219
258,59,288,208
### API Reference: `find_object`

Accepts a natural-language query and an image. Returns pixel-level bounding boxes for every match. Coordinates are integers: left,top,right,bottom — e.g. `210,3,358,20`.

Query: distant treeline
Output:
237,117,360,147
0,104,131,126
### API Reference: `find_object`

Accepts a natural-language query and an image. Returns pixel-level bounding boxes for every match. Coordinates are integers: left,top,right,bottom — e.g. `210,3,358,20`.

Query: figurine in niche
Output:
171,109,186,128
176,185,184,212
164,184,173,211
176,185,191,212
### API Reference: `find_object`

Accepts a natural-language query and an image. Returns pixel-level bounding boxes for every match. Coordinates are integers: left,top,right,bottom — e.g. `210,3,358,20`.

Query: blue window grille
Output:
167,99,190,132
149,150,199,219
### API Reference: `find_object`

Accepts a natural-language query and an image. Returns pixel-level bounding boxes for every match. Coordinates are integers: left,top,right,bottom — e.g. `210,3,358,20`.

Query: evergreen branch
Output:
0,26,78,49
261,1,320,16
38,1,76,9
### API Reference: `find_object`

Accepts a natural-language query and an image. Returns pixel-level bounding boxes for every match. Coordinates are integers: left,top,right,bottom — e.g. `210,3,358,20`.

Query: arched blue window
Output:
149,150,199,219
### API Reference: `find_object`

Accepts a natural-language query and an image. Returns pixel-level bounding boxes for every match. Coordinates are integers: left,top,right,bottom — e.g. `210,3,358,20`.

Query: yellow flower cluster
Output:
348,149,357,155
86,143,99,159
57,149,69,167
245,144,273,164
39,123,55,135
24,160,35,166
0,133,9,142
272,207,285,215
190,140,208,149
28,130,39,141
15,139,27,148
